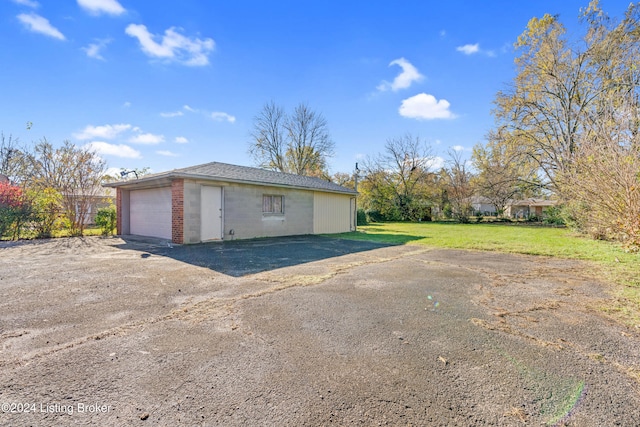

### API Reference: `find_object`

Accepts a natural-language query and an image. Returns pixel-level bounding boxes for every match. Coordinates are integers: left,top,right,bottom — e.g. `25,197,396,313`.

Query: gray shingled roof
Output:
106,161,357,195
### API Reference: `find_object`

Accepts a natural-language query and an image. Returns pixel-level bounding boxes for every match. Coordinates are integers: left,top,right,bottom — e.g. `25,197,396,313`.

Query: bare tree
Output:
284,104,334,176
249,102,334,176
28,139,106,236
472,130,538,216
0,133,28,183
558,92,640,248
249,101,287,172
362,134,434,220
444,149,475,223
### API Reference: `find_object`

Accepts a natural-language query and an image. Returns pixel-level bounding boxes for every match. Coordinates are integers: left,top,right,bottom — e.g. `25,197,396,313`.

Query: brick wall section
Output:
116,187,122,235
171,179,184,244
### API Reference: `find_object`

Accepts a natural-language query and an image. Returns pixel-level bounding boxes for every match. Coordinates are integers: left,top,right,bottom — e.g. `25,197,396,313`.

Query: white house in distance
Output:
470,196,558,218
104,162,357,244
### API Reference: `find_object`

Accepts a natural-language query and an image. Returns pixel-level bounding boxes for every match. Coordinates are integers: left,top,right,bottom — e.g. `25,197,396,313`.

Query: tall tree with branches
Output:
490,0,640,247
444,149,475,223
249,102,334,177
362,134,434,221
27,139,106,236
472,130,539,215
0,133,28,183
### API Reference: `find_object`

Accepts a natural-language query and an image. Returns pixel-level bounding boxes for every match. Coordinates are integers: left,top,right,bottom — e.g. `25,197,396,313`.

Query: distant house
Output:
85,187,115,225
0,173,9,184
104,161,357,244
64,186,116,225
470,196,497,216
505,198,557,219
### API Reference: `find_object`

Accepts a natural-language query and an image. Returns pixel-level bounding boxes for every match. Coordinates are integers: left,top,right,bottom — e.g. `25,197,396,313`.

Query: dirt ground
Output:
0,235,639,426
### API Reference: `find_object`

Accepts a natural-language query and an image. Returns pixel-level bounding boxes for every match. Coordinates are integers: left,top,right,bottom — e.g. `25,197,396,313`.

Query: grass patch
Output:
53,226,103,238
333,222,640,327
1,226,105,241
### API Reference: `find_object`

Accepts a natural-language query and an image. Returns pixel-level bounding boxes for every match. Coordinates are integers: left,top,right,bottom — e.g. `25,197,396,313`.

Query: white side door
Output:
201,186,222,241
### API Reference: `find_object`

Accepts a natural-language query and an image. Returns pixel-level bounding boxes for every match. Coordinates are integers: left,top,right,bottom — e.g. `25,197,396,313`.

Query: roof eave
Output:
103,172,358,195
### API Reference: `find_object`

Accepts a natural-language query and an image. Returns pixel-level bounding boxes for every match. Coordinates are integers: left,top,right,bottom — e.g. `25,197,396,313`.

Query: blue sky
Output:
0,0,633,176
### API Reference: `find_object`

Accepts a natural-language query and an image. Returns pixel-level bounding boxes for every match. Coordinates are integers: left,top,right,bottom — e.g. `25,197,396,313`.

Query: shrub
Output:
356,208,367,226
94,205,117,236
543,206,565,226
365,209,382,222
0,182,32,239
29,188,63,238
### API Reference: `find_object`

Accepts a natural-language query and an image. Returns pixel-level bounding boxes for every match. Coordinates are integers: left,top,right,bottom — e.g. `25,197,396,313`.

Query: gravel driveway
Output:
0,236,639,426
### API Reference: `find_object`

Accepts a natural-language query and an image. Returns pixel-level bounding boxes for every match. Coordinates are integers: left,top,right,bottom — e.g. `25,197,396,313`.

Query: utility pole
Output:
354,162,360,231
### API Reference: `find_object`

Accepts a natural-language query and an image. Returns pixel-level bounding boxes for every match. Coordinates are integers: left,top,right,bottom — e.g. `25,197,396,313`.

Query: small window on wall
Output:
263,195,284,214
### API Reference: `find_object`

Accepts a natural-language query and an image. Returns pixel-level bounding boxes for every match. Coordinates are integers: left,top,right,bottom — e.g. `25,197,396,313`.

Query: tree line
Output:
488,1,640,249
250,2,639,251
0,135,107,239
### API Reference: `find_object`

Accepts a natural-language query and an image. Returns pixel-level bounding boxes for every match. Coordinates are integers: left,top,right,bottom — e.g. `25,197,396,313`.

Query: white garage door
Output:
130,187,172,239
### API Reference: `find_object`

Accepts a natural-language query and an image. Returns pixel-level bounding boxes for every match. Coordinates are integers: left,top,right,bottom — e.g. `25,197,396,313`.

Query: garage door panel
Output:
130,187,172,239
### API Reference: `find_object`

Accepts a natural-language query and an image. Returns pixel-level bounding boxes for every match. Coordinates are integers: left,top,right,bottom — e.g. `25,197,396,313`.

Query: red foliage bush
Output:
0,182,23,209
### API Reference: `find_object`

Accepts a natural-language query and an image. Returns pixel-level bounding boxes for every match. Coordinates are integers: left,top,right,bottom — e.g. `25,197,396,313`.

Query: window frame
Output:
262,194,284,215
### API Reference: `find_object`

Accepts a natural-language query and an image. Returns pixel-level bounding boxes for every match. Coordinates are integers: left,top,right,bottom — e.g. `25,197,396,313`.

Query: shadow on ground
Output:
114,235,400,277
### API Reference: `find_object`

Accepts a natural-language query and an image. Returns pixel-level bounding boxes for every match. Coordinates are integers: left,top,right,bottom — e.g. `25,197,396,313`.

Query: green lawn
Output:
332,222,640,326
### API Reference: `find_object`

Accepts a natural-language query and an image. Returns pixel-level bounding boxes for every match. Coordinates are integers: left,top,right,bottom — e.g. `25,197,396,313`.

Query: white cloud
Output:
74,124,132,140
456,44,479,55
12,0,39,8
399,93,456,120
122,101,131,108
156,150,179,157
427,156,445,170
179,105,235,123
85,141,141,158
377,57,424,92
104,167,122,178
17,13,65,40
210,112,236,123
456,43,495,57
125,24,215,66
175,136,188,144
77,0,125,16
128,132,164,145
160,110,184,118
451,145,465,152
82,39,110,60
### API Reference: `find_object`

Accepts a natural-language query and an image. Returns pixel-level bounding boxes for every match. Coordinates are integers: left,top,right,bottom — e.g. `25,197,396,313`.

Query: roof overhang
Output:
103,172,358,196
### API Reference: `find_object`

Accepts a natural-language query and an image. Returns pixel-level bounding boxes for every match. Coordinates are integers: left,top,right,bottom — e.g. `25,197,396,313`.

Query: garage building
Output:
104,162,357,244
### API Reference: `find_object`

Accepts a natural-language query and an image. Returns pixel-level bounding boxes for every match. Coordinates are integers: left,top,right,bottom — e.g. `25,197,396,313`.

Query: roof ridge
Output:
106,161,356,194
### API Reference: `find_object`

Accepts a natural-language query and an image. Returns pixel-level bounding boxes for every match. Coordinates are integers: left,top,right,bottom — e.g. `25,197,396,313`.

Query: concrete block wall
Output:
223,183,313,240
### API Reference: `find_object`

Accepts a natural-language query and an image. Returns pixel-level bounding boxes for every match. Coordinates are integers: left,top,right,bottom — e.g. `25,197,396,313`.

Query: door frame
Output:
200,185,224,241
